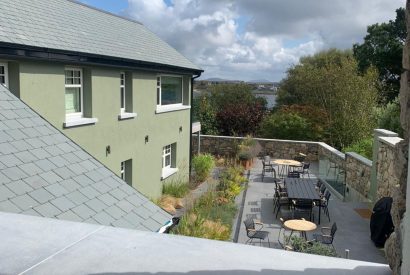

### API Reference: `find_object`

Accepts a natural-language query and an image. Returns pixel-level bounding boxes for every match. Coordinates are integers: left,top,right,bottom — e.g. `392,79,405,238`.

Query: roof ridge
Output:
66,0,143,26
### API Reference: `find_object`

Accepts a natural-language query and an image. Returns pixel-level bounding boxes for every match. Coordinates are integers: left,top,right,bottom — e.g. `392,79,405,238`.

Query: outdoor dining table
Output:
285,178,322,224
272,159,302,176
284,219,317,240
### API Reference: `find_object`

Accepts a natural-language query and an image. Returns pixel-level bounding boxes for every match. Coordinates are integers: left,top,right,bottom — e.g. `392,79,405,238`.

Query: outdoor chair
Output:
312,222,337,249
292,198,315,222
274,190,290,218
319,190,331,222
243,218,270,247
287,171,300,178
299,163,311,178
262,156,278,182
319,184,326,196
289,154,305,171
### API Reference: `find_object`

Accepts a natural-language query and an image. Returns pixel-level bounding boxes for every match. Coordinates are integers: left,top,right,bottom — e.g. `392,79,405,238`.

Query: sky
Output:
79,0,405,82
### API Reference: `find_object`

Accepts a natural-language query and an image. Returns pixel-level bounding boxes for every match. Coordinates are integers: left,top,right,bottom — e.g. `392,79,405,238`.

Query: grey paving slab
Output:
5,179,33,195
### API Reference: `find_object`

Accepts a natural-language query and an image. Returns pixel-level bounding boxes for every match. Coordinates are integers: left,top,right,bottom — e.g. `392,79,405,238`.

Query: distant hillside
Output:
247,79,273,84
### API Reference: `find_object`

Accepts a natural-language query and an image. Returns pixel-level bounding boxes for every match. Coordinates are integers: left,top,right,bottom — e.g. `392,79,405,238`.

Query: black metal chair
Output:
261,156,278,182
243,218,270,247
319,190,331,222
319,184,326,196
274,189,290,218
312,222,337,249
292,198,315,222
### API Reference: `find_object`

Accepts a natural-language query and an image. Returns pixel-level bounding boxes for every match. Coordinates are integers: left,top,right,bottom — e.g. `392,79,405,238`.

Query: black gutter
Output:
0,42,204,75
189,72,202,181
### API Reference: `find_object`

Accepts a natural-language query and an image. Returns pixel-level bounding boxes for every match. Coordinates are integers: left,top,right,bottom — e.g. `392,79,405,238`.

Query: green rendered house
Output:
0,0,202,198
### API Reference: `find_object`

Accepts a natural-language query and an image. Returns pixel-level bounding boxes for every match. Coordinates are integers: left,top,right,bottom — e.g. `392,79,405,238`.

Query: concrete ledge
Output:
319,142,345,159
198,135,320,145
346,152,372,166
374,129,399,137
378,136,403,147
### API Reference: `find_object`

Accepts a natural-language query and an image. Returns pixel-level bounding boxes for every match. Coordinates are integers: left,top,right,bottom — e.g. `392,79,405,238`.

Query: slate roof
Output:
0,84,171,231
0,0,201,71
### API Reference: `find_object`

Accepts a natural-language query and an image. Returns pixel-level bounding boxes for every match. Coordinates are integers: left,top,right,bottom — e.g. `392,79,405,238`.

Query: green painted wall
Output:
15,60,191,199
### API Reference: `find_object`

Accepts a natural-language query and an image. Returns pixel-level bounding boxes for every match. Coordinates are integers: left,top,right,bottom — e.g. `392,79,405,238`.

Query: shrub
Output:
192,154,215,183
237,136,262,160
342,138,373,159
287,236,338,257
376,98,403,136
259,112,312,140
162,181,189,198
217,166,247,200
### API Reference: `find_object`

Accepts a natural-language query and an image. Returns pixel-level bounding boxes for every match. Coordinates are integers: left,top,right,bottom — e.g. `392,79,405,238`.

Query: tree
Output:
259,112,312,140
353,8,405,103
192,95,218,135
276,49,379,149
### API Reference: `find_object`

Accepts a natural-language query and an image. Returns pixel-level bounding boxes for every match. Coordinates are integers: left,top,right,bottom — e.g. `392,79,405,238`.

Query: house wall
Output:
8,59,191,199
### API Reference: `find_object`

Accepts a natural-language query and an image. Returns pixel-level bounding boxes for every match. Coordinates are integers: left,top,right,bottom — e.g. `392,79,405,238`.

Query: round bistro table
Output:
272,159,302,176
284,219,317,240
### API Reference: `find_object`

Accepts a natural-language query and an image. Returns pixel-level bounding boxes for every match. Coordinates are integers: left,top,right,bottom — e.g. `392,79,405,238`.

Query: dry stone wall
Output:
345,152,372,200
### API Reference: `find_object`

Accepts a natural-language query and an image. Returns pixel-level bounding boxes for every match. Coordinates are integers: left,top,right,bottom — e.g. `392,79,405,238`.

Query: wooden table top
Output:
272,159,301,166
284,219,317,232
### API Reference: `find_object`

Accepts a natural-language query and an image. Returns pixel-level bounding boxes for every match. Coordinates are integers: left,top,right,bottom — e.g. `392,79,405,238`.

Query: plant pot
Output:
240,159,252,170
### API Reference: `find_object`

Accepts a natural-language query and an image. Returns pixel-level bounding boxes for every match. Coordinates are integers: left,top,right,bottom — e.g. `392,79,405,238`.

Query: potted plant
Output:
237,136,261,169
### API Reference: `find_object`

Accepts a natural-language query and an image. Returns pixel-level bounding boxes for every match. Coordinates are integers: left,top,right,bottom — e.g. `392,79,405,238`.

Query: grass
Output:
162,180,190,198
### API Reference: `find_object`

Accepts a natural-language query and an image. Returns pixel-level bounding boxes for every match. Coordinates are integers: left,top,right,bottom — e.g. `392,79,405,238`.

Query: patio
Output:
236,159,387,264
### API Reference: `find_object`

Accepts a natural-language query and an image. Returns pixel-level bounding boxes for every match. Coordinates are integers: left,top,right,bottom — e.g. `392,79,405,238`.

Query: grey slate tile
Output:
0,154,23,168
67,163,87,175
73,150,90,161
104,205,126,220
45,183,69,197
21,127,41,138
142,218,162,231
84,217,99,225
151,211,171,224
34,202,62,217
0,200,21,213
34,159,57,172
0,143,18,154
93,211,115,226
53,166,75,179
112,218,135,229
57,210,83,222
85,198,107,213
73,174,94,187
25,137,47,149
119,184,135,195
78,186,100,200
98,193,118,206
3,120,23,130
23,175,48,189
44,145,64,156
0,185,16,201
56,142,75,153
116,200,135,213
59,178,80,192
29,188,54,204
29,148,52,160
6,180,33,195
84,170,104,182
109,188,127,200
19,163,43,176
39,171,62,185
50,196,76,212
10,194,38,211
132,207,151,220
123,211,144,226
143,201,161,213
61,152,81,164
92,181,112,193
71,204,96,220
0,130,12,142
21,208,41,217
2,166,28,180
125,194,144,207
65,191,88,205
7,129,27,140
10,140,32,150
14,151,38,164
79,159,98,171
48,155,70,168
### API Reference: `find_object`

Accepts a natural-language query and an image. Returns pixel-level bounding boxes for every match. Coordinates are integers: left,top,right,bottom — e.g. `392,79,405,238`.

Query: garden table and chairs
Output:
284,219,317,240
272,159,302,177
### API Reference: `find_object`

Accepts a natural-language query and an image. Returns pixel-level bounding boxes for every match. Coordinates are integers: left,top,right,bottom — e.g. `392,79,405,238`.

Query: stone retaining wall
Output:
345,152,372,201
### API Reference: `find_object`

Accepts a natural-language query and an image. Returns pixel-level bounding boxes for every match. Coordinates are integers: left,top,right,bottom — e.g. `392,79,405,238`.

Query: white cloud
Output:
125,0,405,81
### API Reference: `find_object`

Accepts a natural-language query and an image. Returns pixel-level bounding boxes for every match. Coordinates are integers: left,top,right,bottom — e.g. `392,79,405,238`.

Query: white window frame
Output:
65,67,83,121
156,75,189,113
120,161,125,180
161,143,178,179
120,72,126,113
0,62,9,88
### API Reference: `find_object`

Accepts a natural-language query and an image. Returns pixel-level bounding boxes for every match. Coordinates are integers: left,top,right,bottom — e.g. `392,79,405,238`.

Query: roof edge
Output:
0,42,204,75
66,0,143,26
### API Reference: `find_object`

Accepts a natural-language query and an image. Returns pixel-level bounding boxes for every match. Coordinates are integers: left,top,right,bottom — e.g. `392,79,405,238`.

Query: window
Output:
0,62,9,88
65,68,83,119
121,159,132,186
120,72,125,113
162,143,178,179
157,75,184,105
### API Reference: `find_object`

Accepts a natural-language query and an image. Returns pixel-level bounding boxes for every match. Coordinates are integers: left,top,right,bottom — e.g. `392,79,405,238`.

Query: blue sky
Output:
79,0,405,81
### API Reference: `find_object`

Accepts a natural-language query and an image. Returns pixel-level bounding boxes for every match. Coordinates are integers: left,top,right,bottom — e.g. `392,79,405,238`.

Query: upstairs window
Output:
157,75,183,106
65,68,82,119
0,62,9,88
120,72,125,113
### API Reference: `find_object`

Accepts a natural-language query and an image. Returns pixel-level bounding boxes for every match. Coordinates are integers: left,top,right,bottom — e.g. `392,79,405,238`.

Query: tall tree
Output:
353,8,405,103
276,49,379,149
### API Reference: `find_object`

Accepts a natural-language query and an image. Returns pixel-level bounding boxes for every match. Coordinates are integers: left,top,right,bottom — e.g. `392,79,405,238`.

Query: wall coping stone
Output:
318,142,345,159
346,152,372,166
374,129,399,137
198,135,320,145
378,136,404,147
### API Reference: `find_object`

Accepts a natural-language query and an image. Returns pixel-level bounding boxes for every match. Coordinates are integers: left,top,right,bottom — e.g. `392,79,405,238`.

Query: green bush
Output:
258,112,312,140
192,154,215,183
287,236,338,257
376,98,402,136
342,138,373,159
162,181,189,198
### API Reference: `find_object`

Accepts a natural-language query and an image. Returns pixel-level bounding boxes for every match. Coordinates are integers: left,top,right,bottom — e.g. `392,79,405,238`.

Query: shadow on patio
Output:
236,159,387,264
